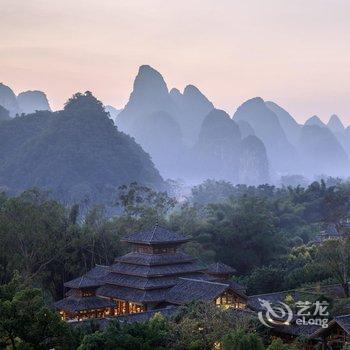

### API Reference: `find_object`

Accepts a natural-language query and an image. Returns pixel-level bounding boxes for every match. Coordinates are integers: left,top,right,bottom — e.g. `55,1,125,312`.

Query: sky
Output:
1,0,350,124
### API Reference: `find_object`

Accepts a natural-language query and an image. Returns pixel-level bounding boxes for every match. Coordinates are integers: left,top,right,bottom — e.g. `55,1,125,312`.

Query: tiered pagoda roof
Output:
166,278,230,305
97,225,206,305
64,265,110,289
206,262,236,275
55,292,115,313
55,224,248,320
55,265,113,314
122,225,189,245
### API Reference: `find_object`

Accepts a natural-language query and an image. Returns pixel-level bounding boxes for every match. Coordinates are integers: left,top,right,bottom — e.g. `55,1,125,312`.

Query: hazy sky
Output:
1,0,350,124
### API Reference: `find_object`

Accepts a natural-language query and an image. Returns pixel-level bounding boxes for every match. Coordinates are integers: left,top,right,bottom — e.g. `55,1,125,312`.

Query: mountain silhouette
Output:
305,115,326,127
116,65,176,134
239,135,269,185
297,125,349,176
236,120,255,138
104,105,121,125
265,101,301,146
0,92,163,203
327,114,345,134
0,83,20,117
191,109,241,182
233,97,299,174
170,84,214,145
131,110,185,179
17,90,51,114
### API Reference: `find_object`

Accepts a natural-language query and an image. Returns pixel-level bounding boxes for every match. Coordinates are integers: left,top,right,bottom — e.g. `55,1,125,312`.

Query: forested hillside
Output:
0,92,163,204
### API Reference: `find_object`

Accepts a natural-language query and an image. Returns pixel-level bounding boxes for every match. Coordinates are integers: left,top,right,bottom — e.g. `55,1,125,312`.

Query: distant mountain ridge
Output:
0,83,51,116
2,65,350,193
115,66,269,184
0,92,163,204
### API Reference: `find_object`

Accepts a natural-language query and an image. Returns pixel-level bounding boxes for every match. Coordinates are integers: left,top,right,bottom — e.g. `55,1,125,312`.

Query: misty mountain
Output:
117,65,176,134
233,97,299,174
131,110,185,179
236,120,255,138
191,109,241,182
0,106,10,123
169,85,214,145
327,114,345,134
188,109,269,185
239,135,269,185
265,101,301,146
0,83,20,117
0,92,163,203
104,105,121,124
17,90,51,114
305,115,326,127
297,124,350,176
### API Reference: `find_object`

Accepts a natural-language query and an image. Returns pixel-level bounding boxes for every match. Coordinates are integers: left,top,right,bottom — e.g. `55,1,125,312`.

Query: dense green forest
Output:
1,179,350,348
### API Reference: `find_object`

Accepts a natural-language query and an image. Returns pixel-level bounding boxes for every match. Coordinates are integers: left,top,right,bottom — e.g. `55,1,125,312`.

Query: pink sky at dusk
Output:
1,0,350,124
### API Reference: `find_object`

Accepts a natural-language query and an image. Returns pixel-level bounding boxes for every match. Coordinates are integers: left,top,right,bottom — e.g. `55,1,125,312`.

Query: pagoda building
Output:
54,265,115,321
96,225,206,313
55,225,248,321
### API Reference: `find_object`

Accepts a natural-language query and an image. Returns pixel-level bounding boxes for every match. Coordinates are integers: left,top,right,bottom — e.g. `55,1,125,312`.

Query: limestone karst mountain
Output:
239,135,269,185
188,109,270,185
233,97,299,174
115,65,215,179
305,115,326,127
169,84,214,145
297,124,350,176
17,90,51,114
116,65,176,134
117,65,213,146
340,127,350,158
0,83,20,117
191,109,242,183
131,110,185,179
327,114,345,134
0,92,163,203
236,120,255,138
265,101,301,146
104,105,121,125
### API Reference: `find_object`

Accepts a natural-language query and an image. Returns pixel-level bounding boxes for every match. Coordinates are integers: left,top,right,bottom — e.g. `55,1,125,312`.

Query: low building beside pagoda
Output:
54,225,247,321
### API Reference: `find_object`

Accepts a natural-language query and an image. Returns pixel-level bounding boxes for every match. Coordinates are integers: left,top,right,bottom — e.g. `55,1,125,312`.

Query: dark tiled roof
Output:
272,323,321,338
110,260,205,277
166,278,229,305
97,285,167,303
116,252,195,266
248,291,302,311
64,265,110,289
54,296,115,312
103,272,207,290
227,280,246,292
206,262,236,275
336,314,350,334
123,225,189,245
309,314,350,338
